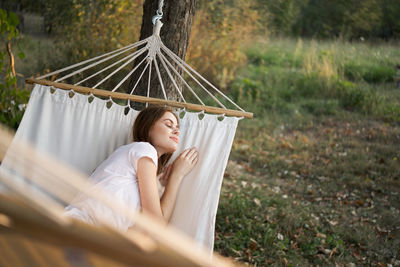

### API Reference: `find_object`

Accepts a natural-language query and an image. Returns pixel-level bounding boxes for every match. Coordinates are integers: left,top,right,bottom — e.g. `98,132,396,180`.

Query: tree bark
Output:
127,0,197,109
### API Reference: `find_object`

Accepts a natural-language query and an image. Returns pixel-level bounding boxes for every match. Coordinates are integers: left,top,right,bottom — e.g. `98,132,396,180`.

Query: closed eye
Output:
163,119,179,130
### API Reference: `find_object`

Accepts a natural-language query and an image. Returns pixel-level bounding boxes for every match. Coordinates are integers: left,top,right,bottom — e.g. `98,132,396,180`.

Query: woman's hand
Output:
170,147,199,180
158,165,172,187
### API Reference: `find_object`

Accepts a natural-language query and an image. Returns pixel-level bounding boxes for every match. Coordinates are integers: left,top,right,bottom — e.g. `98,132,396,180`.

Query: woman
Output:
65,106,198,230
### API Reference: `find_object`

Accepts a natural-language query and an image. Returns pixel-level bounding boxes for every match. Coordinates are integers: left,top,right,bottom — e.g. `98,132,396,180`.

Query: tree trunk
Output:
128,0,197,109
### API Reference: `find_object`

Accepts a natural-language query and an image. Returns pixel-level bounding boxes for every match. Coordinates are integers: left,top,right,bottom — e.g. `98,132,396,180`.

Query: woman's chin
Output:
158,142,178,154
169,144,178,153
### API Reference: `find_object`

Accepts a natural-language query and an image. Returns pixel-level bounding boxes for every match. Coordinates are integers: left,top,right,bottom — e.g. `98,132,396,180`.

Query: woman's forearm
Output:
158,147,198,222
159,173,183,222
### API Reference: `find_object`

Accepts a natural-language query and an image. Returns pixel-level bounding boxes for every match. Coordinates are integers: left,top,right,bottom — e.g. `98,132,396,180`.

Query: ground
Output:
215,115,400,266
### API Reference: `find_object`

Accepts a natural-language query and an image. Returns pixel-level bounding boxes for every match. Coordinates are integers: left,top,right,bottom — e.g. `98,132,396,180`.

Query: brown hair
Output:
132,106,179,174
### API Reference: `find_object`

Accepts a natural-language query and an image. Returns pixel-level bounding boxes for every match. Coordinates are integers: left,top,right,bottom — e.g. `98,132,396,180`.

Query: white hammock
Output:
2,84,238,252
1,4,252,254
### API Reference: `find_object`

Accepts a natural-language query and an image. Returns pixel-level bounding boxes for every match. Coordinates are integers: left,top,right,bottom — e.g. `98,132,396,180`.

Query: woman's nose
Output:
173,128,180,135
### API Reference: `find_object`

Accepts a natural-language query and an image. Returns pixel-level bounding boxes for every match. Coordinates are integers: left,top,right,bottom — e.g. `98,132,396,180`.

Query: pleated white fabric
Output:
2,84,238,252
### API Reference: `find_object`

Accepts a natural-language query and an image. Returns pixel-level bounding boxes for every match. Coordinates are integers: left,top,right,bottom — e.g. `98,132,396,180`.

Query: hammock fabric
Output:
2,84,239,252
0,124,235,266
1,3,252,255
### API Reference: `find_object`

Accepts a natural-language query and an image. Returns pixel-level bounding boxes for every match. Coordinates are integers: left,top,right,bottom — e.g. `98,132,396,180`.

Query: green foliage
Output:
0,9,19,40
329,79,384,115
231,38,400,121
344,62,396,83
257,0,307,36
293,73,324,98
0,88,30,129
382,103,400,121
188,0,260,89
338,85,367,111
381,0,400,39
232,77,262,106
0,9,30,130
246,45,302,68
41,0,75,34
30,0,144,72
257,0,400,40
300,99,339,116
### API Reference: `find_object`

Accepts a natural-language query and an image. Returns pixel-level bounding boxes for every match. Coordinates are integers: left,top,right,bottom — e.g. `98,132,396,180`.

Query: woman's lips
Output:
170,136,179,144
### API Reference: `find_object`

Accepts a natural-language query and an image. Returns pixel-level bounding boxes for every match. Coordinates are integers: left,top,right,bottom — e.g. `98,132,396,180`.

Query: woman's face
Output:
149,111,180,155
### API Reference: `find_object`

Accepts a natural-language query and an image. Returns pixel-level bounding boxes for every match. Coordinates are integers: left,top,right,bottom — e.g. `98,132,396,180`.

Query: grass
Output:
214,38,400,266
217,116,400,266
231,38,400,121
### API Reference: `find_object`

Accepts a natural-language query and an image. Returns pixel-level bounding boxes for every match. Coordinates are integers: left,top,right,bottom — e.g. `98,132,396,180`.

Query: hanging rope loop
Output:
152,0,164,25
157,0,164,15
152,14,162,25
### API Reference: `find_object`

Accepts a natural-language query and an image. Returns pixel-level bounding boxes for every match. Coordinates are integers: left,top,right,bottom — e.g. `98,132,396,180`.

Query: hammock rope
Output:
153,0,164,23
37,39,148,81
112,53,149,92
96,48,148,90
28,1,253,119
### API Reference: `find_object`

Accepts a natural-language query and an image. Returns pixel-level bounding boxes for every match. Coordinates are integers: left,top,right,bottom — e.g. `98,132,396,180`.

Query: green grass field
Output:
215,38,400,266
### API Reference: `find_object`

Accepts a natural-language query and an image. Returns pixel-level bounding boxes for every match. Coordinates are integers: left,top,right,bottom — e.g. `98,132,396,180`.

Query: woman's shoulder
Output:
128,142,158,166
128,141,156,152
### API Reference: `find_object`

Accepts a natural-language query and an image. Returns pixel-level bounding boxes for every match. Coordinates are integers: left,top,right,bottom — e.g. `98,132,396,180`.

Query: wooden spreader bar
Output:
26,78,253,119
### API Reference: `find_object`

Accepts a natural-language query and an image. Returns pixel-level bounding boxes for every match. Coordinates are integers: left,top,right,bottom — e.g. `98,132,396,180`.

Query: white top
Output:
64,142,158,231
